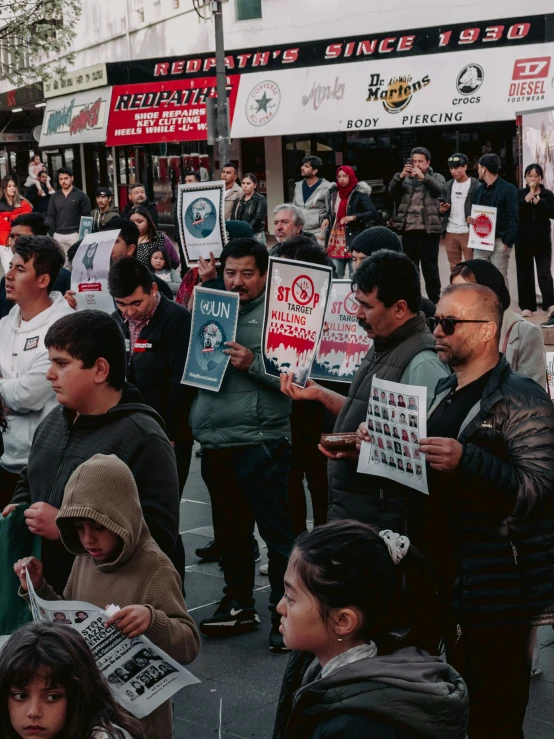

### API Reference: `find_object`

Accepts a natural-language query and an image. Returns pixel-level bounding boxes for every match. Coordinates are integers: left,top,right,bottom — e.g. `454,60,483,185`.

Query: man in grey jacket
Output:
292,156,330,242
389,147,446,303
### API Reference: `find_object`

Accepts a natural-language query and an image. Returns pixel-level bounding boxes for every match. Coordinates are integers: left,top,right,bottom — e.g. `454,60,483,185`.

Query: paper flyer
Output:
262,257,332,387
468,204,497,251
177,181,227,267
547,351,554,399
181,286,240,391
25,570,199,719
78,216,94,240
357,377,429,495
71,229,119,313
311,280,372,383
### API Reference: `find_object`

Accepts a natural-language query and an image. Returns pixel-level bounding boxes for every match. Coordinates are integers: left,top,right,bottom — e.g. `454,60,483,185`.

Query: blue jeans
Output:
201,440,295,616
331,258,353,278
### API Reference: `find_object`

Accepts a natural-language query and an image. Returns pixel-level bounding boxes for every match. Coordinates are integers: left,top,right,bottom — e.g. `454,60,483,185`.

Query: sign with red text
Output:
311,280,372,383
106,77,240,145
262,257,332,387
468,204,497,251
39,87,112,147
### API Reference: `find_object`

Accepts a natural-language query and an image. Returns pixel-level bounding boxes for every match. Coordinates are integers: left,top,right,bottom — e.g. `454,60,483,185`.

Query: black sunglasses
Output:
428,317,489,336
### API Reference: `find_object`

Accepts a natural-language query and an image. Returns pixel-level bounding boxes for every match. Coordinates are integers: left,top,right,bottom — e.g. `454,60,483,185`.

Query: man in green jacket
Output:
191,238,295,653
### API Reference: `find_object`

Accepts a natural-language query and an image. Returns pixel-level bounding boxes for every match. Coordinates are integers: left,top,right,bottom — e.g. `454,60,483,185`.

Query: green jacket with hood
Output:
190,290,291,448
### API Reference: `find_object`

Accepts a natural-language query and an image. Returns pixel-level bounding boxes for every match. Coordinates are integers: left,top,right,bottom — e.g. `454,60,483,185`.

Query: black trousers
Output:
402,231,442,303
288,440,329,537
515,243,554,311
0,465,21,511
171,439,194,589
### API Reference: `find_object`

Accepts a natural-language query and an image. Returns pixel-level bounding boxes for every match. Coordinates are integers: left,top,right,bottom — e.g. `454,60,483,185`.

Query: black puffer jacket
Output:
231,191,267,234
516,184,554,250
428,356,554,626
326,182,378,248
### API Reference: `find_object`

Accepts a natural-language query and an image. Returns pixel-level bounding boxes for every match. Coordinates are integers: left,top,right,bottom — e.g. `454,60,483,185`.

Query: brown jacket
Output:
33,454,200,739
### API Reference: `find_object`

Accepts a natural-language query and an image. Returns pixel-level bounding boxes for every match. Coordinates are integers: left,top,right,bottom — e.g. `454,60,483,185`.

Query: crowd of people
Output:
0,147,553,739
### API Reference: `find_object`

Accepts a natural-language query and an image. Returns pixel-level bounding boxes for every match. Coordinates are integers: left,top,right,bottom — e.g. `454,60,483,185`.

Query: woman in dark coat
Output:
231,173,267,245
515,163,554,316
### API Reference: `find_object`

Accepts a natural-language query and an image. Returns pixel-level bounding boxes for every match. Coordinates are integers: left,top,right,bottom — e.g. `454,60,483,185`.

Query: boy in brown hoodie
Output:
15,453,200,739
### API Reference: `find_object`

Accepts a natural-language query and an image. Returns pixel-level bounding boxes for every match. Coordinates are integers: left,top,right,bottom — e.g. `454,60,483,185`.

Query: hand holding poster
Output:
311,280,372,382
181,286,240,391
177,181,227,267
468,204,497,251
262,257,332,387
357,377,429,495
71,230,119,313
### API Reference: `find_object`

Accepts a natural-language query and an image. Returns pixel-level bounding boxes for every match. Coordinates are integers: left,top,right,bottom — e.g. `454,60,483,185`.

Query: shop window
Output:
236,0,262,21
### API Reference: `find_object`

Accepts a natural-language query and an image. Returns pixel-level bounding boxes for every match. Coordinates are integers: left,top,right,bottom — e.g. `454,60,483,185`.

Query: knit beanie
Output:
479,153,500,175
225,219,254,240
456,259,510,311
350,227,402,256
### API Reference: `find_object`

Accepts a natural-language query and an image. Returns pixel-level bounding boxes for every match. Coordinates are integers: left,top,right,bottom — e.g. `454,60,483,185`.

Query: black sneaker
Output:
540,315,554,328
199,599,260,637
195,539,221,562
269,621,290,654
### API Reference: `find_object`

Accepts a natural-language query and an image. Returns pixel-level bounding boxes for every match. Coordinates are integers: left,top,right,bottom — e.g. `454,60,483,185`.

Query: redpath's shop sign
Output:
105,77,239,146
39,87,112,147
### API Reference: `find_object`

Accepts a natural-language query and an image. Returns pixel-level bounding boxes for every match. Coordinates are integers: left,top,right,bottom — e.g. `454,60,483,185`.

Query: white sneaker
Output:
522,309,533,318
259,563,268,575
547,306,554,318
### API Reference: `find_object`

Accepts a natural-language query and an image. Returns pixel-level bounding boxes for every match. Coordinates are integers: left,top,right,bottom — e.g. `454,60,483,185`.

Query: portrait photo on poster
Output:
71,229,120,314
358,376,429,494
177,181,227,266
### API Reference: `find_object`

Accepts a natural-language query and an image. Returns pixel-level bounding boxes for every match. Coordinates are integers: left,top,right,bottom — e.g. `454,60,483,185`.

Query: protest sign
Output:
181,286,239,391
357,377,429,495
177,181,227,267
25,570,199,719
468,204,497,251
311,280,372,382
262,257,332,387
71,230,118,313
78,216,94,240
547,352,554,399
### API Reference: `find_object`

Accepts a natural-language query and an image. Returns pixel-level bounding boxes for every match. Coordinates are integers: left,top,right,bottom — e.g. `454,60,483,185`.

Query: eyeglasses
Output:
428,317,489,336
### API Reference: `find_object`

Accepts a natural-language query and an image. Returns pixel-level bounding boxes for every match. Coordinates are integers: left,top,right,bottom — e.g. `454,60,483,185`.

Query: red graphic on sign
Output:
70,99,102,135
266,330,317,356
106,76,240,145
343,291,358,316
78,282,102,292
512,57,550,80
473,213,493,239
318,336,369,357
291,275,315,306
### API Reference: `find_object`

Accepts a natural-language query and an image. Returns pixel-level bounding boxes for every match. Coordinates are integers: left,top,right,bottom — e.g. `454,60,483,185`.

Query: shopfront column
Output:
264,136,284,232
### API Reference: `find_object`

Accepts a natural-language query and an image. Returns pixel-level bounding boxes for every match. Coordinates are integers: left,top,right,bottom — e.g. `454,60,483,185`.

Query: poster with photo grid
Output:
357,377,429,495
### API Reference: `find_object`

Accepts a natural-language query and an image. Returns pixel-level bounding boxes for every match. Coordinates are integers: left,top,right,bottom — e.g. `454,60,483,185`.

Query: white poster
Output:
177,181,227,267
357,377,429,495
547,351,554,400
262,257,332,387
231,43,554,137
39,86,112,147
71,230,118,313
468,204,497,251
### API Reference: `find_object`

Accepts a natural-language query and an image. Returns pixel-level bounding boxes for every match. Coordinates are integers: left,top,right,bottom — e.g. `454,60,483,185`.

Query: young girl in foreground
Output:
0,621,143,739
273,520,469,739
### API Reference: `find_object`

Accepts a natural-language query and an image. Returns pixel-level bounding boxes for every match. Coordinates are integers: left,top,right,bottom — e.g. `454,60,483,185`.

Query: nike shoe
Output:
259,563,269,575
540,315,554,328
199,599,260,637
195,539,221,562
269,621,290,654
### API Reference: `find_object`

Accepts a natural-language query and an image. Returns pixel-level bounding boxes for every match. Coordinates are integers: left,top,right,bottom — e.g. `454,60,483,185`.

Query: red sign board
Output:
106,76,240,146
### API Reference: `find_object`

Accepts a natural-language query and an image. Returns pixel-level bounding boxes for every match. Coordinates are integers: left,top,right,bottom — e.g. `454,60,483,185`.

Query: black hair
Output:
183,170,201,182
220,237,268,275
107,217,139,248
57,166,73,178
0,395,7,434
302,155,323,170
410,147,431,161
109,257,155,298
292,520,441,654
130,206,157,242
242,172,258,187
524,162,544,179
13,236,64,294
11,211,49,236
45,311,126,391
66,239,82,266
149,244,170,270
273,236,329,266
352,250,421,313
0,622,144,739
37,169,49,178
222,162,238,174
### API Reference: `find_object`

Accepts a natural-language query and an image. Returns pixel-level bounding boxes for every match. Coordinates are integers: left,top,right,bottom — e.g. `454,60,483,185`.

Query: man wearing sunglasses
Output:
420,282,554,739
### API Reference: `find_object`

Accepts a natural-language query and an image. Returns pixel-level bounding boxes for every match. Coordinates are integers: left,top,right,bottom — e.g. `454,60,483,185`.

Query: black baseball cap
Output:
95,186,113,197
447,153,468,167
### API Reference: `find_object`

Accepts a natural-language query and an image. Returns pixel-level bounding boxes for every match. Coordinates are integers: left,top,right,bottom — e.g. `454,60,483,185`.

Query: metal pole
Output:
213,1,230,167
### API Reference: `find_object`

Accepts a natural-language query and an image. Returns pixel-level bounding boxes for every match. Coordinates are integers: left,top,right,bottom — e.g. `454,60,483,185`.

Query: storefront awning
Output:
39,86,112,147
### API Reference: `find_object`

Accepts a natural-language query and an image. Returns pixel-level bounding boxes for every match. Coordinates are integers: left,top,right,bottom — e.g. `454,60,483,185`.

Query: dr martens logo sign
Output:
366,73,431,113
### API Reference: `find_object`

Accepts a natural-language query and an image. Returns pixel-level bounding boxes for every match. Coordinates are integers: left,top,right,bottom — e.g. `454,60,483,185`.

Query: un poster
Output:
177,181,227,267
262,257,332,387
181,287,240,392
311,280,372,383
70,230,119,314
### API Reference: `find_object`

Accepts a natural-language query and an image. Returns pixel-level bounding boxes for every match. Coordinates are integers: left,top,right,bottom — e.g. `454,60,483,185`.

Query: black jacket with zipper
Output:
326,182,378,248
427,356,554,627
11,385,180,593
231,191,267,234
473,176,519,248
516,184,554,250
112,296,194,443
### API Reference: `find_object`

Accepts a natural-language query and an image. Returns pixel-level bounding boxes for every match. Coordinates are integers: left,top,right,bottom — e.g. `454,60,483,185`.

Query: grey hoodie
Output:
293,179,331,234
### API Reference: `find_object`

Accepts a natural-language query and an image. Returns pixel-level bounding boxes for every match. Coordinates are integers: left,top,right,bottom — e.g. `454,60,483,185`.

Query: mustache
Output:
357,318,371,331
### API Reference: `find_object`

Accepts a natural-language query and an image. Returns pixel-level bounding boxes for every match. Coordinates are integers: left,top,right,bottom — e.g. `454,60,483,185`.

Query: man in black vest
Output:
280,250,449,531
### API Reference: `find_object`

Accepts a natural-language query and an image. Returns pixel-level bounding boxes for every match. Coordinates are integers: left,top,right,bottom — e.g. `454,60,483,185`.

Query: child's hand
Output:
13,556,44,592
105,605,153,638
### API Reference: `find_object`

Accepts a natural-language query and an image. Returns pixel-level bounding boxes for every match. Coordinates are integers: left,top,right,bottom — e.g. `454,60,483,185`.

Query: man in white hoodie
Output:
0,235,73,506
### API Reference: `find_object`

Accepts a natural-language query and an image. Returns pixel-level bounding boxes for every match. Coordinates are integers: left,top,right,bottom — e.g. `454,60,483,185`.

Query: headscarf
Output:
335,166,358,225
454,259,510,311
